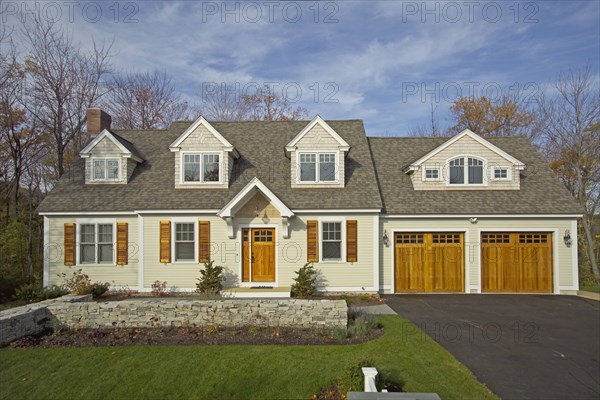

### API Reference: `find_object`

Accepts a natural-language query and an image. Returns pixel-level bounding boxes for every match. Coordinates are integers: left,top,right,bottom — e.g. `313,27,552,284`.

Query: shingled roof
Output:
368,136,583,215
38,120,383,212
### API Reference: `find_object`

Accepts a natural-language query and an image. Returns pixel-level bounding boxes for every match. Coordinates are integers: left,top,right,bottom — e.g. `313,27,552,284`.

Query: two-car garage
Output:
394,231,553,293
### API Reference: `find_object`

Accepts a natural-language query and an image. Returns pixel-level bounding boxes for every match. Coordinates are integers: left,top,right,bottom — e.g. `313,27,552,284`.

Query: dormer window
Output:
493,167,511,180
182,153,221,183
298,152,337,183
449,157,484,185
93,158,120,182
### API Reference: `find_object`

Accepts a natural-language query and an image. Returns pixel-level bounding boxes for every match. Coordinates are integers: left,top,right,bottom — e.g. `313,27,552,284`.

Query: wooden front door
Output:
394,232,464,293
242,228,276,283
482,232,552,293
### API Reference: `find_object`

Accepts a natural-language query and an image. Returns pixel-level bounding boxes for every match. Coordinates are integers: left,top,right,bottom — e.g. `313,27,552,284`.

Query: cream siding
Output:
380,217,577,294
140,213,377,291
291,124,345,188
84,137,129,184
46,216,139,288
411,135,520,190
174,124,230,189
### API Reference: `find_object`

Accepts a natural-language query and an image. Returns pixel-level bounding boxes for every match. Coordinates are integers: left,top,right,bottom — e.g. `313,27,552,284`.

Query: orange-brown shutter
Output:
198,221,211,263
307,220,318,262
116,222,128,265
159,221,171,263
64,223,76,266
346,220,358,262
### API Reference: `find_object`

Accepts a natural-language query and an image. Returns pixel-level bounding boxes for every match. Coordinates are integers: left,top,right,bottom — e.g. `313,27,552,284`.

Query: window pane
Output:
319,153,336,182
494,168,507,179
449,165,464,184
80,244,95,263
176,242,195,261
300,154,316,182
468,159,483,184
80,224,95,243
425,169,438,179
98,244,113,263
93,160,105,180
203,154,220,182
323,242,341,259
107,160,119,180
98,224,113,243
183,154,201,182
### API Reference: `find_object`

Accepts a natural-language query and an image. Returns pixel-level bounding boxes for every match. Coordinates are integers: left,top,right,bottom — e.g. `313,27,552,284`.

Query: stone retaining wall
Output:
47,299,348,330
0,295,92,346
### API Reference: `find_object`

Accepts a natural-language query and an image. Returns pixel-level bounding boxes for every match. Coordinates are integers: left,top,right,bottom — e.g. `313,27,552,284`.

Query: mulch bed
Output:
7,326,383,348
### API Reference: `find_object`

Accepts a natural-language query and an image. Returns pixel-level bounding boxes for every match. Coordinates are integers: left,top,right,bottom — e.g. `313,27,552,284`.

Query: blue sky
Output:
5,0,599,135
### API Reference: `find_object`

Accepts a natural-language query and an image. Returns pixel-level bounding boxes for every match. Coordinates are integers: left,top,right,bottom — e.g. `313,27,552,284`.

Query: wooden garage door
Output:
394,233,464,293
481,232,552,293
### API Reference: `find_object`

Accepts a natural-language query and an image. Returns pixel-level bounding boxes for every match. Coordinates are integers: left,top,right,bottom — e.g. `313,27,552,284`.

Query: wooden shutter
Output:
198,221,211,263
116,222,128,265
307,220,318,262
64,223,76,266
159,221,171,263
346,220,358,262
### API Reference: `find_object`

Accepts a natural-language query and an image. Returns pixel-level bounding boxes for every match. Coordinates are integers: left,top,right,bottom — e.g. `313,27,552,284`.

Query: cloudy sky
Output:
4,0,599,135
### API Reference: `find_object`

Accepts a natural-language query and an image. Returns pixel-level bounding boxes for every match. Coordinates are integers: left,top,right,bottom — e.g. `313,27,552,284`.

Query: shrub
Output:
196,260,224,294
14,282,44,301
42,285,70,300
291,262,317,298
87,282,110,298
346,309,380,338
151,280,168,296
59,270,109,298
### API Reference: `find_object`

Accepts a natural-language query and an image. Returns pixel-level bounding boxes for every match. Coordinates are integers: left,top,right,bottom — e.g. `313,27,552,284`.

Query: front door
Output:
242,228,276,283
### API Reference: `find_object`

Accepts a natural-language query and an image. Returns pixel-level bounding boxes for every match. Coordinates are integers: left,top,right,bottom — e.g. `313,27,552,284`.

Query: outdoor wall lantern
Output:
383,230,390,247
563,230,572,247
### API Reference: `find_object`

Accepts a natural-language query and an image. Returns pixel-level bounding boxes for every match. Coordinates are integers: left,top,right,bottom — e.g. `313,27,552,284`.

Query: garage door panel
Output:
395,246,425,292
482,232,552,293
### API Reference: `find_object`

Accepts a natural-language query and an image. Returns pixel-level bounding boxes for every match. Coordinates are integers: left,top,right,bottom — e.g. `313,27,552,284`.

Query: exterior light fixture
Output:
383,230,390,247
563,230,572,247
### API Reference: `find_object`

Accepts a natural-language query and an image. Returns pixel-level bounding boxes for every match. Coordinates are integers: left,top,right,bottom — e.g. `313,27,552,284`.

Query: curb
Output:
577,291,600,301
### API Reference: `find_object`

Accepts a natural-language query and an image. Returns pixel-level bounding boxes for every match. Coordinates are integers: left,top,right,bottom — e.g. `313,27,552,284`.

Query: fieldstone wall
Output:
47,299,348,330
0,294,92,346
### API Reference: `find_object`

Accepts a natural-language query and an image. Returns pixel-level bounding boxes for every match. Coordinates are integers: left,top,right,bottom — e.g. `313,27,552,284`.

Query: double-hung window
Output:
183,153,220,183
322,222,342,260
449,157,484,185
175,222,195,261
93,158,120,181
79,223,114,264
299,152,337,183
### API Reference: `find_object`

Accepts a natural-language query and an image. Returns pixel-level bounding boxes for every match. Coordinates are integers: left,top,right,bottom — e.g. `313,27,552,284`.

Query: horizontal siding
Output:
380,217,576,293
46,216,139,288
412,135,520,191
141,213,376,290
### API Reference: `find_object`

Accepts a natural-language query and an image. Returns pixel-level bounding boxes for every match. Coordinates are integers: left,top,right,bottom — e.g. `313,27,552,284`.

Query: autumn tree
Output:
21,17,112,179
449,95,534,136
103,70,193,129
540,64,600,283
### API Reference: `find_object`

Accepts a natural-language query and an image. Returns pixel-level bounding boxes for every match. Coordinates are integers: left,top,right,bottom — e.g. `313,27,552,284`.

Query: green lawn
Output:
0,300,28,312
580,285,600,293
0,315,497,400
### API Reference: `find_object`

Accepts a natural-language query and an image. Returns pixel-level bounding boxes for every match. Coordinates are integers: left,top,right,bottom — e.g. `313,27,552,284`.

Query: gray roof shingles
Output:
38,120,383,212
368,136,583,215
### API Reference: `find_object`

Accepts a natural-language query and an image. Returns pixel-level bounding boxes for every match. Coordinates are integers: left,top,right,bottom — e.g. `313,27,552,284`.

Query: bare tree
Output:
21,17,112,179
410,101,445,137
540,63,600,283
104,70,192,129
202,83,248,121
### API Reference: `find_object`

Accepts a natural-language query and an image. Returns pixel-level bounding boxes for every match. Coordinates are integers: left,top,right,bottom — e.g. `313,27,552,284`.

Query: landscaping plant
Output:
196,260,224,295
291,262,317,298
60,269,110,298
151,280,168,296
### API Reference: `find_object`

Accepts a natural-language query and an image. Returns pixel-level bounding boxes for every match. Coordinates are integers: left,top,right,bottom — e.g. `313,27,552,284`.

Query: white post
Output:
362,367,378,392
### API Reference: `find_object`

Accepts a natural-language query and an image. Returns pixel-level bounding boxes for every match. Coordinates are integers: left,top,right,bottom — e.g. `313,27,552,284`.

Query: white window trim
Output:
91,157,121,182
171,219,198,263
422,166,441,182
491,166,512,181
318,216,346,263
296,151,340,184
180,151,223,185
445,155,488,187
75,218,116,266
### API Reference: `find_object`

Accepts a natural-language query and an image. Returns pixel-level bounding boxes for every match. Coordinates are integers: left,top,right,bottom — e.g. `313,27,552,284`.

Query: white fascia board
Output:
217,177,294,219
381,214,582,218
80,129,133,158
407,129,525,170
292,209,381,214
169,116,238,158
285,115,350,151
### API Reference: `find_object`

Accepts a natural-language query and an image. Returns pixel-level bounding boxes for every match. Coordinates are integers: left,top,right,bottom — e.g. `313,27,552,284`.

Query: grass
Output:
0,315,498,400
580,285,600,293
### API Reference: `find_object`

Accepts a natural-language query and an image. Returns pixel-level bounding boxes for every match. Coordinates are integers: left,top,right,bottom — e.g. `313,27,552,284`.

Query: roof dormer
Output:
286,116,350,188
80,129,144,185
403,129,526,191
169,116,239,189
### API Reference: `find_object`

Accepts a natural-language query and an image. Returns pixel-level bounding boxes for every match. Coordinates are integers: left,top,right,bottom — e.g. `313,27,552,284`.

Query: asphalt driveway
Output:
384,295,600,400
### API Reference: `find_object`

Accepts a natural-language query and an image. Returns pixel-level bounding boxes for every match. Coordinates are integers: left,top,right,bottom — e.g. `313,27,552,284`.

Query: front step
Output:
222,286,291,299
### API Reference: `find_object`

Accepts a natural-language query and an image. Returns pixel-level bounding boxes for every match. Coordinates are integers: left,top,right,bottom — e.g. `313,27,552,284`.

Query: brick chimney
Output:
86,108,112,135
